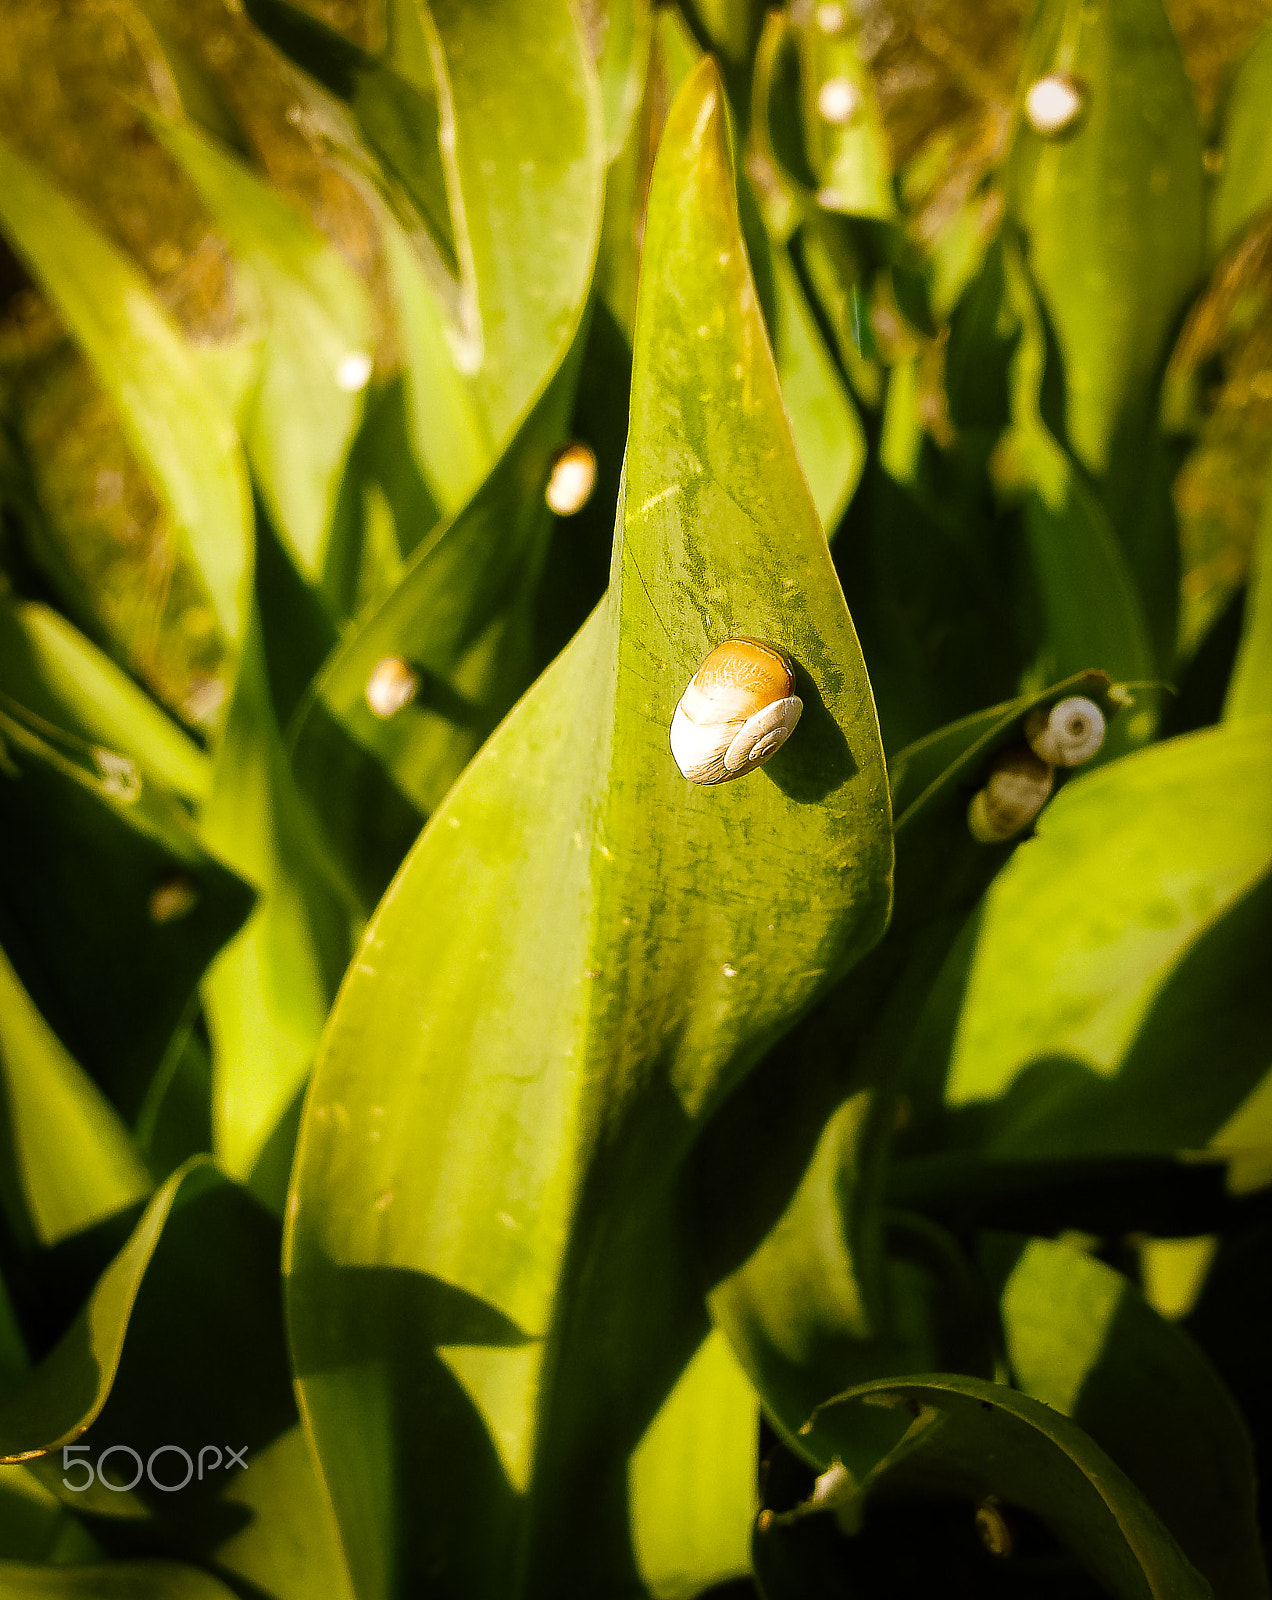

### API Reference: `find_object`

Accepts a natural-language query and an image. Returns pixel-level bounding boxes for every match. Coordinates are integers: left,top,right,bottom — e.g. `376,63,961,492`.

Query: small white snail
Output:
817,77,860,126
544,442,597,516
670,638,803,785
1024,695,1105,766
967,747,1054,843
365,655,419,719
1023,73,1085,137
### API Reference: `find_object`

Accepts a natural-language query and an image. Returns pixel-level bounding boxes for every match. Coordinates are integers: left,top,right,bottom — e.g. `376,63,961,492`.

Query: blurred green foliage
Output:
1,2,1271,1597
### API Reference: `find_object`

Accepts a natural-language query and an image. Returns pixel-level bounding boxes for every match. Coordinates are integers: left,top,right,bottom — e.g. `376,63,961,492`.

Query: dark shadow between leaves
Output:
765,659,855,804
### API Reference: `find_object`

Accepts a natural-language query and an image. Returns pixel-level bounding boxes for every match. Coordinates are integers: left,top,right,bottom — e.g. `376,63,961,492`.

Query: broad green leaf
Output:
0,1561,238,1600
201,621,347,1197
0,1161,204,1459
628,1328,757,1599
0,948,151,1250
946,720,1272,1128
0,599,209,804
1225,462,1272,721
287,354,579,913
148,115,373,593
772,1373,1210,1600
1006,0,1204,474
286,60,891,1600
1002,1237,1268,1599
0,703,253,1120
0,139,252,655
1210,21,1272,259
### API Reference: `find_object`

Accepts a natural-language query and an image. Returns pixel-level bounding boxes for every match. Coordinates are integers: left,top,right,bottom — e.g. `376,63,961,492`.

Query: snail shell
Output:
968,747,1054,843
1024,696,1105,766
670,638,803,785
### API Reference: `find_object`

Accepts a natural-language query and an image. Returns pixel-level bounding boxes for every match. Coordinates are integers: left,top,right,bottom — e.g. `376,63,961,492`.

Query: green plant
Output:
0,1,1270,1597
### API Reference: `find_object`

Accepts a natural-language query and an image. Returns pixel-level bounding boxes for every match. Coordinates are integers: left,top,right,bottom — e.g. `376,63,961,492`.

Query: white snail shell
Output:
968,747,1054,843
1024,696,1105,767
365,655,419,719
1024,73,1086,137
670,638,803,786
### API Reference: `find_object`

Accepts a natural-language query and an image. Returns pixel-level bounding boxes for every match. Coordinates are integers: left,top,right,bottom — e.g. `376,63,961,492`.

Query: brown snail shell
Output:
669,638,803,785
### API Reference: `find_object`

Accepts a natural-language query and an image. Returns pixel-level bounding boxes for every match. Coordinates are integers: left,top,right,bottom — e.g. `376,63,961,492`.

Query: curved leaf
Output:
286,59,891,1600
1007,0,1204,474
773,1372,1210,1600
0,1161,208,1460
0,138,252,657
1002,1237,1268,1598
946,720,1272,1131
0,599,209,804
0,1561,238,1600
287,355,580,912
0,703,253,1121
1210,20,1272,260
1225,462,1272,722
0,948,151,1251
148,114,373,593
628,1328,757,1600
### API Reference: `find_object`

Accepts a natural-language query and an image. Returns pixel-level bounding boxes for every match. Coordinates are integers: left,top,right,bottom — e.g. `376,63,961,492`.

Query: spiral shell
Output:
967,747,1054,842
1024,696,1105,767
670,638,803,785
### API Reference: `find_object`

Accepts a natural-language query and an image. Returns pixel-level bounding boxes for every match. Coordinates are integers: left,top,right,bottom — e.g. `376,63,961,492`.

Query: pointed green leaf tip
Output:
285,55,891,1600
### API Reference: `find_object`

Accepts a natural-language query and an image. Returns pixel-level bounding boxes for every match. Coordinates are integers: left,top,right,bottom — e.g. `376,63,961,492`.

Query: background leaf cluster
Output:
0,0,1271,1596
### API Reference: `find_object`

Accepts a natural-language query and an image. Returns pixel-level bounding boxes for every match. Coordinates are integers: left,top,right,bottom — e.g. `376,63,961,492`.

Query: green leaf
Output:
0,1159,350,1600
1002,1237,1268,1599
286,59,891,1600
628,1328,757,1599
241,0,457,277
379,208,492,518
1210,21,1272,259
997,236,1162,699
710,1093,948,1469
422,0,605,444
0,1561,239,1600
1006,0,1204,474
0,947,151,1250
0,702,253,1121
772,1373,1211,1600
1023,474,1158,716
0,1161,201,1459
945,720,1272,1140
795,11,893,221
0,597,209,805
771,243,865,536
147,114,374,594
0,138,252,655
200,620,347,1199
888,669,1120,832
1225,464,1272,722
287,353,579,913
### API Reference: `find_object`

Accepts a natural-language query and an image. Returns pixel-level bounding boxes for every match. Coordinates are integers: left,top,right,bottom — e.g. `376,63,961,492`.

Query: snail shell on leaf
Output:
968,747,1054,843
670,638,803,785
1024,695,1105,766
